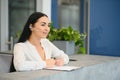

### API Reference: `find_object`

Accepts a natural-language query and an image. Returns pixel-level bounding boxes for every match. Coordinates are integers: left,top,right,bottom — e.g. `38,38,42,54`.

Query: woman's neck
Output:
28,35,41,46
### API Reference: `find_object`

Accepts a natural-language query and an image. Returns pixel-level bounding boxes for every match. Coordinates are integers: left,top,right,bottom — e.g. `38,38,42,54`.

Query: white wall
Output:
36,0,51,20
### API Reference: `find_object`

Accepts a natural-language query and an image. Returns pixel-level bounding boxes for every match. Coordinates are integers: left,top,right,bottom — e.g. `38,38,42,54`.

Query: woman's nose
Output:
45,26,50,31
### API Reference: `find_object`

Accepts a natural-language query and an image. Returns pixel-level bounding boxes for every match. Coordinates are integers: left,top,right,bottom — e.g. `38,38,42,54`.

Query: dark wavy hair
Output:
18,12,48,43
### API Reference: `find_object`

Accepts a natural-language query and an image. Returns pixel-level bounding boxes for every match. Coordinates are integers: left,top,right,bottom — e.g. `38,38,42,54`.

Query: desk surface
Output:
0,54,120,80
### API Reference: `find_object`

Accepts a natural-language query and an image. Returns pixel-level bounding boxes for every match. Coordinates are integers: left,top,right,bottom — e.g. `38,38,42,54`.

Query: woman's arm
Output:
13,43,46,71
46,39,69,65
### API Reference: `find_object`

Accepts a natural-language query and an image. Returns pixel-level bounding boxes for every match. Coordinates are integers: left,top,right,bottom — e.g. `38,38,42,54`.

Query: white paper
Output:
44,66,80,71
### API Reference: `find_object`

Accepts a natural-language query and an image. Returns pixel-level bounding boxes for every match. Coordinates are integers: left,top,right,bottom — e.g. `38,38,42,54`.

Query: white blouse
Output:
13,39,69,71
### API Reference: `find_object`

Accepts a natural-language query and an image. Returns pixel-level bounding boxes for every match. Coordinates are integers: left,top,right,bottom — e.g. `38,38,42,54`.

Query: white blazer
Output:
13,39,69,71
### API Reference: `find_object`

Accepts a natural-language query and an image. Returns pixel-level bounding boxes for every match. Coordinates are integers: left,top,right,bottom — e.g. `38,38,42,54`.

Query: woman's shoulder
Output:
41,38,50,42
14,41,28,47
41,38,52,46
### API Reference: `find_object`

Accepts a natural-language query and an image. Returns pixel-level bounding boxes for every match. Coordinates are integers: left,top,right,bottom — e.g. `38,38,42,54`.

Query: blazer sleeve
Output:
46,39,69,64
13,43,46,71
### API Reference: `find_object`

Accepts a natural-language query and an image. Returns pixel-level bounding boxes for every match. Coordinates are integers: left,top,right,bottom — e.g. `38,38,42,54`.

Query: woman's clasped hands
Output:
45,58,64,68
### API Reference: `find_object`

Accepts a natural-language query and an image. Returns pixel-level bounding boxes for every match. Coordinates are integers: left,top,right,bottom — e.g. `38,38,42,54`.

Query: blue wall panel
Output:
90,0,120,56
51,0,58,28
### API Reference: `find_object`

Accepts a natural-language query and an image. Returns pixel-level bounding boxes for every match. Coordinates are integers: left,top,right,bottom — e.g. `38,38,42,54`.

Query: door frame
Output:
0,0,9,52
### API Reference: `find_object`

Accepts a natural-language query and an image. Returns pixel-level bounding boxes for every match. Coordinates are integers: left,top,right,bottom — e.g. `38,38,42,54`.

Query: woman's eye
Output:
41,24,45,26
48,24,51,27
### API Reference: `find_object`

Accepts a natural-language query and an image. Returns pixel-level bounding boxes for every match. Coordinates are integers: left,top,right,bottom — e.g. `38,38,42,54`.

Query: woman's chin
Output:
41,36,47,39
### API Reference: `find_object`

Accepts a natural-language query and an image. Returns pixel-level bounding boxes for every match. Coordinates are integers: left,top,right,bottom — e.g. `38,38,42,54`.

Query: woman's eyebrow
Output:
41,22,51,25
48,23,51,25
41,22,46,24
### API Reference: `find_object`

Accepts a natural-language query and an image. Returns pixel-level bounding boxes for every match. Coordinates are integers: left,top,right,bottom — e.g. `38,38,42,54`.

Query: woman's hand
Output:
45,59,55,68
55,58,64,66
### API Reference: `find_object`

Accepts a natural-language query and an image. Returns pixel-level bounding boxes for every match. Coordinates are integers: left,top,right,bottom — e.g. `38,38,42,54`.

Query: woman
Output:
13,12,69,71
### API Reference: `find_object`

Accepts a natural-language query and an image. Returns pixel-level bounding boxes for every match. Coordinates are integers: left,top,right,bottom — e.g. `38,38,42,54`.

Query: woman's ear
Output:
29,26,32,29
29,24,32,28
29,24,33,31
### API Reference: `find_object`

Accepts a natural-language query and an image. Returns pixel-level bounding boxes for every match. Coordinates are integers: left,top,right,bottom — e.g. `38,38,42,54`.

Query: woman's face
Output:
31,16,50,39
